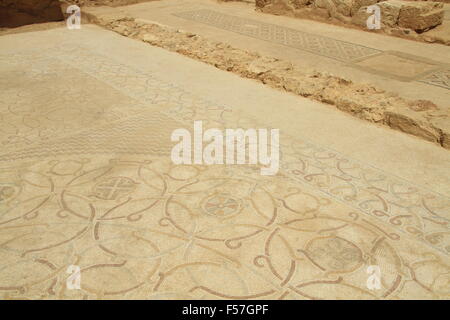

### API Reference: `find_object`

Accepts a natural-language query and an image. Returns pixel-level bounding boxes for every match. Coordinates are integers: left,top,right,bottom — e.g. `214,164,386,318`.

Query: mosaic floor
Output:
173,9,383,63
0,27,449,300
173,9,450,90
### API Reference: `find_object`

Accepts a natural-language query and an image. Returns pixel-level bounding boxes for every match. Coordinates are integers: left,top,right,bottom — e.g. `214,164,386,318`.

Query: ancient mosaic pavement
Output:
173,9,450,90
173,9,382,63
0,45,449,299
418,69,450,90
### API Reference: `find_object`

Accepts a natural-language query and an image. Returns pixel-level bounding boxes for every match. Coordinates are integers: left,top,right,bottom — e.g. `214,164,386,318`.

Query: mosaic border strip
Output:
173,9,382,62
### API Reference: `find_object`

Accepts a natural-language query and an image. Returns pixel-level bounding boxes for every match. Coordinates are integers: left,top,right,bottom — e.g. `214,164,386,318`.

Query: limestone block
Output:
351,0,380,16
315,0,372,17
256,0,272,8
351,6,371,26
378,0,402,27
352,1,394,28
397,0,444,31
290,0,311,9
311,0,349,22
333,0,354,16
257,0,296,15
257,0,310,9
314,0,339,17
352,0,443,30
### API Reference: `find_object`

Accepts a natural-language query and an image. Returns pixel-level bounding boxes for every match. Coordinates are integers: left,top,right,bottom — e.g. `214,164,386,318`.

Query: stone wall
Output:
352,0,444,32
256,0,444,33
0,0,64,28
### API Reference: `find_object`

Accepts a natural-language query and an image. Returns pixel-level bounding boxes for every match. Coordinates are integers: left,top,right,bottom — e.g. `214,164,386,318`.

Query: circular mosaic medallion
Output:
201,194,242,217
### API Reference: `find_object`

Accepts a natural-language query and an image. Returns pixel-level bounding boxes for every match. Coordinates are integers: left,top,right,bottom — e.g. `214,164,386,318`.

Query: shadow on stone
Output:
0,0,64,28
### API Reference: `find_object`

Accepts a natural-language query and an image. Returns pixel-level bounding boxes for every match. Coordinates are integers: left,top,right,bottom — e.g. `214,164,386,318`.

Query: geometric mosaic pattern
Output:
0,111,182,161
173,9,382,62
0,43,449,299
418,69,450,90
